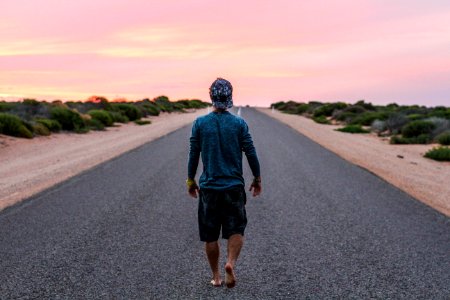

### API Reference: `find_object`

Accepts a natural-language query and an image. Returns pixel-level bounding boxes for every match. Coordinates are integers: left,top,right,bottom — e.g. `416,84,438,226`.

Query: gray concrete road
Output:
0,108,449,299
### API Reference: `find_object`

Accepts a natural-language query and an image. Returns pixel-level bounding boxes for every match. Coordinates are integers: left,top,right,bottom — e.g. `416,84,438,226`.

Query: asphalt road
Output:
1,108,449,299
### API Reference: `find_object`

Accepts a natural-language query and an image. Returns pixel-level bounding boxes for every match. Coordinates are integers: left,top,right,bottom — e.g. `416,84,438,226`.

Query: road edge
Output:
257,107,450,217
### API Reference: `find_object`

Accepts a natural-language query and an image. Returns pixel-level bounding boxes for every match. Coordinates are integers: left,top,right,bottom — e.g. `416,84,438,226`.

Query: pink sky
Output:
0,0,449,107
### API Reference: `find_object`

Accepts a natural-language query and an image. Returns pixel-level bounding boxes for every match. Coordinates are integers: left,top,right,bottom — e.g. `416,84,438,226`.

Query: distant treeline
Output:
0,96,210,139
272,100,450,161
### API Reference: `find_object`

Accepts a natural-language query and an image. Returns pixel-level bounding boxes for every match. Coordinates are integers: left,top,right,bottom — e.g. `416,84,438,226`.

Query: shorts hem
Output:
222,230,245,240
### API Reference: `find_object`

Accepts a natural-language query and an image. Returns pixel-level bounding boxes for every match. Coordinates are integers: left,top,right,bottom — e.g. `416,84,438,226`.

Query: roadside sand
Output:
0,109,207,211
258,108,450,217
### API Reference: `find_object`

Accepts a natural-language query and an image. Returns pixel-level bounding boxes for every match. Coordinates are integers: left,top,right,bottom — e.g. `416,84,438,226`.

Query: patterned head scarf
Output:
209,78,233,109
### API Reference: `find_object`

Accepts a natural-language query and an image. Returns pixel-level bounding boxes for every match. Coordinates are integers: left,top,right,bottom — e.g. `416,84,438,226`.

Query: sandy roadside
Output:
0,109,208,211
258,108,450,217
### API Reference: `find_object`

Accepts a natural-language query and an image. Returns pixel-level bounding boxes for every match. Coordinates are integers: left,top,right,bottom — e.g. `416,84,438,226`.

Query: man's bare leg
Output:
225,234,243,288
205,241,221,286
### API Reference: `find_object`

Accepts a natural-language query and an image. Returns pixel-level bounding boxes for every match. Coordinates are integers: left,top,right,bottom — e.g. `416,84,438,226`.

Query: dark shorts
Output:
198,186,247,242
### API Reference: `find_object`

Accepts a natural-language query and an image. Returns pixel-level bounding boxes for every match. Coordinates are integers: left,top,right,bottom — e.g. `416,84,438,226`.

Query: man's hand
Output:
249,176,262,197
186,178,200,198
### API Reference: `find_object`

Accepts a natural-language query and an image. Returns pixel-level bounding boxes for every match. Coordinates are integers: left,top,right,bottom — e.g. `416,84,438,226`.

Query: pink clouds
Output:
0,1,449,106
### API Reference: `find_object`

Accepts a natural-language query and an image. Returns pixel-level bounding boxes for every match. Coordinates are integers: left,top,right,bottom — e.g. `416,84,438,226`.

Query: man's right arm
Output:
188,120,201,180
241,121,260,178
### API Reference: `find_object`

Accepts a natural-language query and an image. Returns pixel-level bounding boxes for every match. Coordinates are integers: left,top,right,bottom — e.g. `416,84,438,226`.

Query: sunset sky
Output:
0,0,449,107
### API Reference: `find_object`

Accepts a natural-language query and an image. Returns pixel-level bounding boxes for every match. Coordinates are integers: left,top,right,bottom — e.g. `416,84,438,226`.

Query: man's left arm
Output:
240,121,262,196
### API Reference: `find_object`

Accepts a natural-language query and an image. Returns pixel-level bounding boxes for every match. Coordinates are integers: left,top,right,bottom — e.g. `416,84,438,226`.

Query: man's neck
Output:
213,108,227,113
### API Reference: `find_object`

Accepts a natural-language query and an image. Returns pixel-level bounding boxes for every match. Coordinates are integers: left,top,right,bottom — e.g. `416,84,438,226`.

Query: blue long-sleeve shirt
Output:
188,111,260,190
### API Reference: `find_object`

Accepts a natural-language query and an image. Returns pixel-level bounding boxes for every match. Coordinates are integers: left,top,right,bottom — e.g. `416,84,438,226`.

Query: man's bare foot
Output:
224,263,236,288
210,279,222,287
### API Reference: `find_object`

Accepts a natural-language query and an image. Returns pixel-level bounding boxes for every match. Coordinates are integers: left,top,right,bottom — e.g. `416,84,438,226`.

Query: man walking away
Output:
187,78,261,288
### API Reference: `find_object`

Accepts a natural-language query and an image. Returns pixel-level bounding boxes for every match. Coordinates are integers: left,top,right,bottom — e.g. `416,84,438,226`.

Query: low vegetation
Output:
112,103,142,121
88,110,114,127
35,118,62,132
312,115,330,124
401,120,435,138
0,113,33,138
272,100,450,146
390,135,431,145
134,120,151,125
436,131,450,145
0,96,209,138
336,125,370,134
50,107,87,132
424,146,450,161
32,123,51,136
86,118,105,131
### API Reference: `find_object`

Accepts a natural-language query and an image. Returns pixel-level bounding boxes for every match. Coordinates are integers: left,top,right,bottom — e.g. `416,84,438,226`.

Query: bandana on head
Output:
209,78,233,109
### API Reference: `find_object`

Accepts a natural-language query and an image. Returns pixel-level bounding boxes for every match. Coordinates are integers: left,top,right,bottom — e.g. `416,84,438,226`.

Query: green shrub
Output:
401,120,435,138
85,97,113,111
154,96,174,112
349,112,389,126
108,111,129,123
35,118,62,132
398,105,428,116
276,101,310,115
172,100,185,109
390,134,431,144
0,113,33,138
142,104,160,116
334,111,356,123
273,101,289,112
22,120,34,133
182,99,208,109
32,123,51,136
306,101,324,114
112,103,141,121
386,103,399,110
0,102,15,112
271,101,286,110
427,117,450,138
371,120,386,134
332,105,367,123
313,102,347,117
341,105,366,114
390,136,406,144
50,107,86,131
172,102,186,111
75,127,90,134
313,115,330,124
147,105,160,116
295,104,310,114
19,99,51,118
385,113,409,134
407,114,425,121
132,102,153,118
86,118,105,131
22,98,39,106
335,125,370,134
436,131,450,145
276,101,307,114
424,146,450,161
88,109,113,126
414,134,432,144
134,120,151,125
428,107,450,119
354,100,375,111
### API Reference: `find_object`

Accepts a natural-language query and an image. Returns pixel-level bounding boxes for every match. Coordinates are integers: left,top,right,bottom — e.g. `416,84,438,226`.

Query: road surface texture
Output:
1,108,449,299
